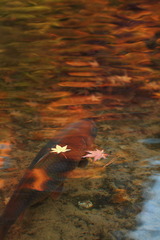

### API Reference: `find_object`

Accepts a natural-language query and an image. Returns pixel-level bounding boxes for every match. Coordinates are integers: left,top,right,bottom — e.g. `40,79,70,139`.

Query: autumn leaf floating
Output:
50,145,71,154
82,149,114,168
50,145,113,168
83,149,109,162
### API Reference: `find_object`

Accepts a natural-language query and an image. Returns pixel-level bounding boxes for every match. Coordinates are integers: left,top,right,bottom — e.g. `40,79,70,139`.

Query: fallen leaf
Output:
108,74,132,85
51,145,71,154
83,149,108,161
111,189,131,203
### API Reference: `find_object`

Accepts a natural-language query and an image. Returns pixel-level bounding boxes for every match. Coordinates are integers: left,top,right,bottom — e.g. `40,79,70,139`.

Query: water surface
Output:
0,0,160,239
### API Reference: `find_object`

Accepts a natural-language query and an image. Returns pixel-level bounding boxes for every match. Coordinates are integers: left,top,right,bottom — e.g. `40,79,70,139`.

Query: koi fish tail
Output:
0,189,39,240
0,217,12,240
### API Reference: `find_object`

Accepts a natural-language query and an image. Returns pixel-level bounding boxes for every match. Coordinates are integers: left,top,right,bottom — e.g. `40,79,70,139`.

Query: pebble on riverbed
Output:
78,200,93,209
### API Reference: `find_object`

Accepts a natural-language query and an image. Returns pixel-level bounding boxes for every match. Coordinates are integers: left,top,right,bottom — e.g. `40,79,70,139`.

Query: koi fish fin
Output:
78,158,89,168
0,189,41,240
29,140,58,168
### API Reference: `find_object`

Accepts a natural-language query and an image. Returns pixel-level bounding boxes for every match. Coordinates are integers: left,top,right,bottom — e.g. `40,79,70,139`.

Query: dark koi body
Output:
0,119,97,239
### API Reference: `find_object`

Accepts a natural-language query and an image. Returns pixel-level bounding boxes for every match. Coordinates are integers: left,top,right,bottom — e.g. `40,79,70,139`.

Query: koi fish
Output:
0,119,97,239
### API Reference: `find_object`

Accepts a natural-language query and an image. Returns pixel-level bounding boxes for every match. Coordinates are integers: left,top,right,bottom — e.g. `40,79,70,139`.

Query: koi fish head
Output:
64,118,97,149
78,118,97,146
51,119,97,162
80,118,97,137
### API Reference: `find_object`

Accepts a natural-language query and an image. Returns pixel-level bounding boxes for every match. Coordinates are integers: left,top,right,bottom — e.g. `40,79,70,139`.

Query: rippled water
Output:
0,0,160,239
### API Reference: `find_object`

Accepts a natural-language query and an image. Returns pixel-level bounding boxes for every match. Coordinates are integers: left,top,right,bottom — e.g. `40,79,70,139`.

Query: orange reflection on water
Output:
0,179,4,189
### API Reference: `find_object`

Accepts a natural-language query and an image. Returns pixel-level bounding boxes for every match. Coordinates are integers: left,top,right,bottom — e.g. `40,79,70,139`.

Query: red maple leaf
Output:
83,149,108,162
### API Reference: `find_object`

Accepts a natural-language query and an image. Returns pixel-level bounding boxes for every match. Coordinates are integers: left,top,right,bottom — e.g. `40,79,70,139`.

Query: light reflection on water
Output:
138,139,160,144
130,157,160,240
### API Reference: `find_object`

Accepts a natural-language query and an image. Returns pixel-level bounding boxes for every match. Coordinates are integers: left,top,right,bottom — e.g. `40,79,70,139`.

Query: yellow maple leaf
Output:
50,145,71,154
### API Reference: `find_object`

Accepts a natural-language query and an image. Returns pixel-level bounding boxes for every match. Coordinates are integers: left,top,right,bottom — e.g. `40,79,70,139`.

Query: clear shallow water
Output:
0,0,160,239
130,174,160,240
